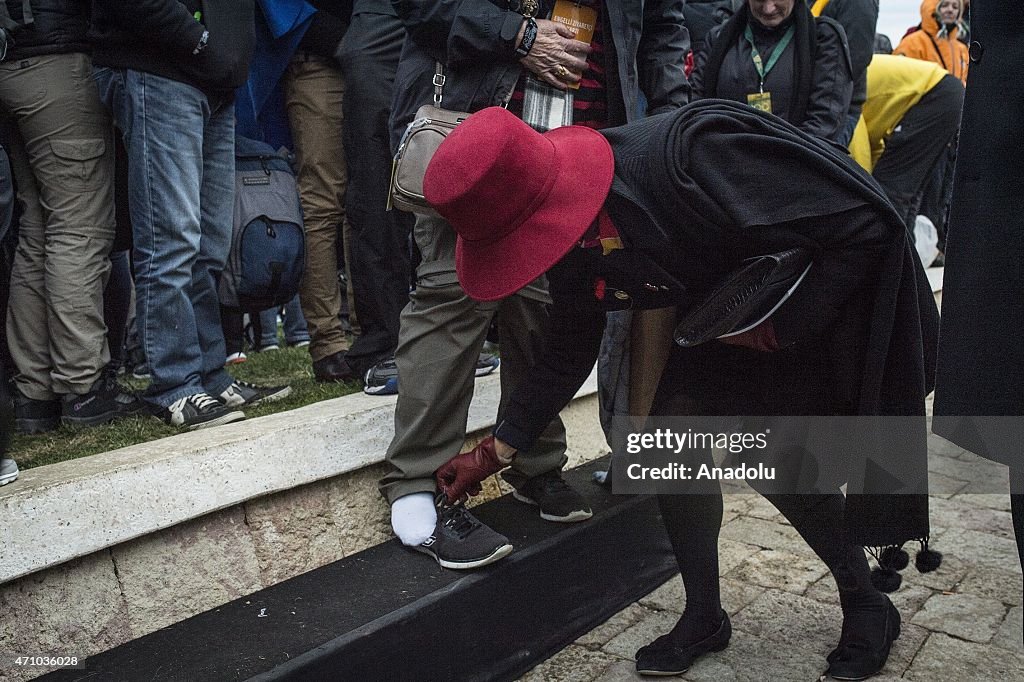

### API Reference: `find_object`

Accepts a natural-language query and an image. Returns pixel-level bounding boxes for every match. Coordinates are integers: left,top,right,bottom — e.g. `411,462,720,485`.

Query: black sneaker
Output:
219,380,291,408
62,374,146,427
14,391,61,434
364,352,500,396
510,470,593,522
415,502,513,570
363,357,398,396
158,392,246,430
475,351,500,377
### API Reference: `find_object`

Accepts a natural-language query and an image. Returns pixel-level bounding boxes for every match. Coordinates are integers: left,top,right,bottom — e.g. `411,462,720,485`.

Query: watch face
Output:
521,0,539,17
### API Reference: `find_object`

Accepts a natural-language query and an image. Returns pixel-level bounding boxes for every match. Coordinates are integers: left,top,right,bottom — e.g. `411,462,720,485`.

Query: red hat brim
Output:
455,125,615,302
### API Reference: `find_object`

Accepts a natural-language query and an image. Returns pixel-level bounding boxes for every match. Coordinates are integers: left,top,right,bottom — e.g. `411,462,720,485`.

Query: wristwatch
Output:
515,17,538,58
192,29,209,55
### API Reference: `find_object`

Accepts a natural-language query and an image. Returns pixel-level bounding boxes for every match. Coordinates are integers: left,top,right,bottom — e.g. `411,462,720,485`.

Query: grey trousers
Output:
378,212,568,504
2,53,115,399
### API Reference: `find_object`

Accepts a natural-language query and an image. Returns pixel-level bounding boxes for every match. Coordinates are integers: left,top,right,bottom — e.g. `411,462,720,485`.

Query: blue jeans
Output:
94,68,235,407
258,294,309,347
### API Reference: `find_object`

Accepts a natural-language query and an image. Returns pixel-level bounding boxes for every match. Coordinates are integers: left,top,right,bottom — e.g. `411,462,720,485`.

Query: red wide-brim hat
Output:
423,107,615,301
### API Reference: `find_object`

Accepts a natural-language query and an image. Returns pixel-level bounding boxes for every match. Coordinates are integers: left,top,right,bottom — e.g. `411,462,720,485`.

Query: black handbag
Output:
674,248,812,347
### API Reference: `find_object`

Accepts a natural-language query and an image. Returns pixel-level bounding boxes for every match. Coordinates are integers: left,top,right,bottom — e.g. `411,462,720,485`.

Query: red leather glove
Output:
436,435,509,503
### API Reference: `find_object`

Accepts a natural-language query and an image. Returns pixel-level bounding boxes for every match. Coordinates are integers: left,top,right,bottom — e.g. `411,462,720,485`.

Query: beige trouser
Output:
2,52,115,399
283,53,354,362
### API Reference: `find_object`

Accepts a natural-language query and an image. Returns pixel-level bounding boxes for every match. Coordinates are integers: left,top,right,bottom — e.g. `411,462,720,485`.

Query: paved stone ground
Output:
521,411,1024,681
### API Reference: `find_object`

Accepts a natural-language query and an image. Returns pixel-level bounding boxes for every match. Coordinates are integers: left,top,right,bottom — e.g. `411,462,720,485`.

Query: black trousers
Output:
337,5,414,374
873,74,964,230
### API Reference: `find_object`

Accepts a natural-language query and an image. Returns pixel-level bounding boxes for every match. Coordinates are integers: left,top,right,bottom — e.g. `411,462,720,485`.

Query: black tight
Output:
657,488,881,641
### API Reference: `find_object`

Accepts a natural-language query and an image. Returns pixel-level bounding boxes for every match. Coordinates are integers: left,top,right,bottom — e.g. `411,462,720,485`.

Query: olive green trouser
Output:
3,52,115,399
378,212,568,504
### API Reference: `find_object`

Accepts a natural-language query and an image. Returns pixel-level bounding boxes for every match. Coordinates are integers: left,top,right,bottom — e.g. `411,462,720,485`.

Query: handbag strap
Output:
433,61,446,106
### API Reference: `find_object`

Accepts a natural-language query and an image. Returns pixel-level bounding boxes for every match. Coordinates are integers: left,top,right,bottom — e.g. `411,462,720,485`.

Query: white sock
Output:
391,492,438,546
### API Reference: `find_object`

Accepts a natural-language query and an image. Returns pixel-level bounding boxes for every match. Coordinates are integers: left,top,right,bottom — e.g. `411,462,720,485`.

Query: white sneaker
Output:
0,458,18,486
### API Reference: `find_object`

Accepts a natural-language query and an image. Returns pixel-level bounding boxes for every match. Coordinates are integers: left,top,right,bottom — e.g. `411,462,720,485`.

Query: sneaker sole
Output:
183,410,247,431
246,385,293,407
512,491,594,523
0,471,18,486
414,542,513,570
15,417,60,435
363,377,398,396
474,360,499,378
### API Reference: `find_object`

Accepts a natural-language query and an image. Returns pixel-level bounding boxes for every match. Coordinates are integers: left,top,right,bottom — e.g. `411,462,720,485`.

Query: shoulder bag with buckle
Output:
390,62,470,216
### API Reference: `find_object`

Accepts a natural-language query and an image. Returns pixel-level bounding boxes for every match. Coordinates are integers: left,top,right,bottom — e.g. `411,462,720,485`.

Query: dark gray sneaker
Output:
159,392,246,430
510,470,593,523
218,380,291,408
415,502,513,570
62,374,146,427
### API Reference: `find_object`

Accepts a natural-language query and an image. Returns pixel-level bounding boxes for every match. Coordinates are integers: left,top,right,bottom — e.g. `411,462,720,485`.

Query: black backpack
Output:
220,136,305,312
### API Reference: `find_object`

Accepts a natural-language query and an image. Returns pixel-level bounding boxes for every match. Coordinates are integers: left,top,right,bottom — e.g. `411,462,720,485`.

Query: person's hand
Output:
436,435,514,502
517,18,591,90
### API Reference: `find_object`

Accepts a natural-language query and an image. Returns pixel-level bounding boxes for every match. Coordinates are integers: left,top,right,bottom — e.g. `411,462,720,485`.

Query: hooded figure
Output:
894,0,968,84
430,102,940,679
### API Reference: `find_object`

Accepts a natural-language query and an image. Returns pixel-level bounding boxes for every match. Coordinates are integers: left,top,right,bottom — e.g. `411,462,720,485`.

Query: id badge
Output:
747,91,772,113
551,0,597,90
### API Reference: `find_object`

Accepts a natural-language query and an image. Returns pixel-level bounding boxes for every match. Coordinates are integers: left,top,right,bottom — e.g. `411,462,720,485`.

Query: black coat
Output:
811,0,878,120
496,101,938,547
89,0,255,100
691,4,853,143
388,0,691,149
932,1,1024,467
2,0,89,59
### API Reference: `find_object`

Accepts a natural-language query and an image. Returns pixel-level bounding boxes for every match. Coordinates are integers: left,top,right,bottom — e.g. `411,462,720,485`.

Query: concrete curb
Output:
0,369,599,585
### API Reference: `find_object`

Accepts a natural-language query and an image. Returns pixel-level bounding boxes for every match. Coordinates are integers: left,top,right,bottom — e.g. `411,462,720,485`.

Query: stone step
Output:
38,459,676,682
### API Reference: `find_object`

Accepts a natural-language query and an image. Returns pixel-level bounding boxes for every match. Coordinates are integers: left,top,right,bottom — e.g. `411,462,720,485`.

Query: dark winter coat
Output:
932,1,1024,466
811,0,878,122
691,4,853,142
2,0,89,59
388,0,691,148
496,100,939,547
89,0,255,100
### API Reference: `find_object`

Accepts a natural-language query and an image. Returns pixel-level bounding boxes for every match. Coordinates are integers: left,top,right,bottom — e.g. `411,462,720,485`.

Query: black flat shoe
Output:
635,610,731,676
826,597,901,681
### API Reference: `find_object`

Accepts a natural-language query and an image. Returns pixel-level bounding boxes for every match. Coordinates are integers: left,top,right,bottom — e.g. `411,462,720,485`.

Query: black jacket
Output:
812,0,879,121
389,0,691,149
933,1,1024,466
2,0,89,59
683,0,740,46
89,0,255,100
691,4,853,142
494,101,938,547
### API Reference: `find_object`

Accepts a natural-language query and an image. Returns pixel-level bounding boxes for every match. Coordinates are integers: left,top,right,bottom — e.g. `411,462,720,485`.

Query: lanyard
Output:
743,24,795,93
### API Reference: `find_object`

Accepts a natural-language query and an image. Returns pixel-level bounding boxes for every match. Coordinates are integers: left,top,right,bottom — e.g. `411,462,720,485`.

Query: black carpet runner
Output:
40,459,676,681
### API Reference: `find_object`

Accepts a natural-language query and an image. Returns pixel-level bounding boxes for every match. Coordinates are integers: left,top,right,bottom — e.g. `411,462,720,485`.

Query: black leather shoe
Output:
635,610,731,676
826,596,901,681
312,350,358,383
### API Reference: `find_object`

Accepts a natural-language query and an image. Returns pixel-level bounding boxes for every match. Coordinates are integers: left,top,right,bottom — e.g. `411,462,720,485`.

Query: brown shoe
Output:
312,350,358,383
